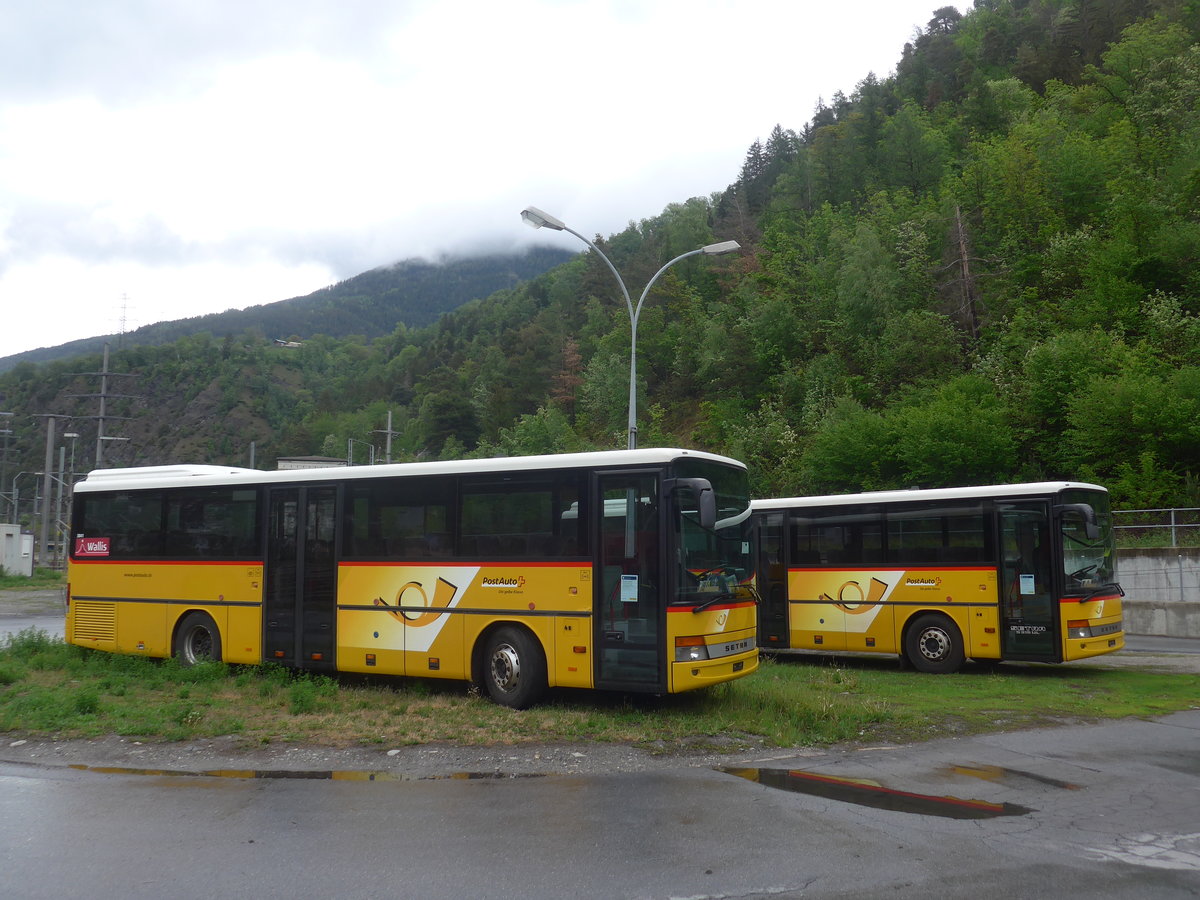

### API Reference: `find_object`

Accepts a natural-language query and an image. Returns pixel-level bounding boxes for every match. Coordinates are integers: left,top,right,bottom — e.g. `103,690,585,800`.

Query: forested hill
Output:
0,247,574,372
2,0,1199,511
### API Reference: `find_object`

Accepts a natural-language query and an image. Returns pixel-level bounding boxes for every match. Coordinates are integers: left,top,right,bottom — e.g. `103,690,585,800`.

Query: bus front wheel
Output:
174,612,223,666
904,614,964,674
482,626,546,709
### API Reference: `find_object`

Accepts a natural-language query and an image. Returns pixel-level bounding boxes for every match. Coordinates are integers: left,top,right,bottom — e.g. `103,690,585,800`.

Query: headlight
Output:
675,637,710,662
1068,619,1122,639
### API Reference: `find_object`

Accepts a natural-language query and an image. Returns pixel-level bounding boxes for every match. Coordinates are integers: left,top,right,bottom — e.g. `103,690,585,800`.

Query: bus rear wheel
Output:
174,612,223,666
904,614,964,674
482,626,546,709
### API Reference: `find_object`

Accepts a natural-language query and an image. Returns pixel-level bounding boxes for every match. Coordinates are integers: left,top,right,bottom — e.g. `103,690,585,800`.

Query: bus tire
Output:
174,612,223,666
482,626,546,709
904,614,964,674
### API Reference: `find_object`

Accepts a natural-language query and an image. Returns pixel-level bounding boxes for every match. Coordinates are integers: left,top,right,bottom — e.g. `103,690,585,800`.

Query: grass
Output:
0,568,64,591
1,629,1197,753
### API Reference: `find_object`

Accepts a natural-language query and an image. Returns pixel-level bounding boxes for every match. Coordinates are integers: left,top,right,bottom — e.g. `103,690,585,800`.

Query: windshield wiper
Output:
692,592,736,614
1072,583,1125,602
691,584,760,613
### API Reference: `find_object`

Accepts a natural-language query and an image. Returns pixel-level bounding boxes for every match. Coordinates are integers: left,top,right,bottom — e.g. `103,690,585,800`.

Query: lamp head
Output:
701,240,740,255
520,206,567,231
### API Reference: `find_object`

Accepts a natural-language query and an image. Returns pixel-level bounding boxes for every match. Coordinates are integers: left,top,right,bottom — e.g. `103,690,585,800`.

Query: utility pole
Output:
117,293,136,350
372,410,397,464
36,414,57,568
0,411,12,521
68,343,137,470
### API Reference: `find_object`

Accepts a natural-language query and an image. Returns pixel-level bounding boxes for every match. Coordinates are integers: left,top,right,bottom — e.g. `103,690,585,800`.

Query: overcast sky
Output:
0,0,951,359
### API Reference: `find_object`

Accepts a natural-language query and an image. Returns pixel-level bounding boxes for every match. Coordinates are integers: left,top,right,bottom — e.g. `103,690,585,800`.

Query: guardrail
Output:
1114,508,1200,548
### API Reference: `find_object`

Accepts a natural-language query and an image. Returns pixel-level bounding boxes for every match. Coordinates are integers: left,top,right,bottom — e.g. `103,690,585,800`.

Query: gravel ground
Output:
0,733,787,779
1,585,1196,778
0,588,65,615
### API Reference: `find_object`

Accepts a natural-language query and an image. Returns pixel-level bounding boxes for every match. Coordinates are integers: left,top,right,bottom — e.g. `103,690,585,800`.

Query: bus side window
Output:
887,502,985,565
343,478,453,561
794,506,882,566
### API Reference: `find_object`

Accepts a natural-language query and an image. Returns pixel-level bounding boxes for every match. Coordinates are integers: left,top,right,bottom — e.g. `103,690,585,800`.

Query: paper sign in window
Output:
620,574,639,603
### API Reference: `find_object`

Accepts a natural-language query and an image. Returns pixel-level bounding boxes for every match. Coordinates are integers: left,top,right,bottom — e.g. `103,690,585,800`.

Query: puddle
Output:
68,764,548,782
946,763,1081,790
718,766,1034,819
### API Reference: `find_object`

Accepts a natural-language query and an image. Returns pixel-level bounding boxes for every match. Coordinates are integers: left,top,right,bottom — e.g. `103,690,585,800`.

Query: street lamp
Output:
520,206,739,449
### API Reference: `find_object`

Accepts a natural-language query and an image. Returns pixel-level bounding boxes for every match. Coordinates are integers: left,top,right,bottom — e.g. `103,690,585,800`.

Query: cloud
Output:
0,0,945,358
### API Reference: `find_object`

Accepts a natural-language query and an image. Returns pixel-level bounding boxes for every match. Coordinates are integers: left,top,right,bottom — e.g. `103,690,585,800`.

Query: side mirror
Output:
666,477,716,531
1056,503,1100,541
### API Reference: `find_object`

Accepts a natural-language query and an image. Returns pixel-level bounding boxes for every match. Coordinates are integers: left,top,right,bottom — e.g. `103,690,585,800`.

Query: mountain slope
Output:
0,247,574,373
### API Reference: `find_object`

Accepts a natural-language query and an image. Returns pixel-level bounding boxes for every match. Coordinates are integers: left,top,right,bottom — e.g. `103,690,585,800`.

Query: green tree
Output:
891,374,1017,487
799,398,900,492
868,310,965,396
879,102,950,195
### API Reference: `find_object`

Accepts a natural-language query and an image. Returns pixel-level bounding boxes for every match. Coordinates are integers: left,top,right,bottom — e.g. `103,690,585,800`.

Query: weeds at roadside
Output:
1,629,1198,752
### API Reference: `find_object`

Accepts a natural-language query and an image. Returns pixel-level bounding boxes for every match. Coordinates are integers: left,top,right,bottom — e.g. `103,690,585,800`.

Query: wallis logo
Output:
74,537,111,557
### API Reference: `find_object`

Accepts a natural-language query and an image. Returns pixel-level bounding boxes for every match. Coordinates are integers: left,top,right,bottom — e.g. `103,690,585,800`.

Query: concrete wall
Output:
1117,548,1200,638
1,525,34,577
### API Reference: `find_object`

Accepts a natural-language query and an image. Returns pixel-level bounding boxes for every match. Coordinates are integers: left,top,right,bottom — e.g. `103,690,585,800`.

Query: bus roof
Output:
74,448,745,493
752,481,1108,511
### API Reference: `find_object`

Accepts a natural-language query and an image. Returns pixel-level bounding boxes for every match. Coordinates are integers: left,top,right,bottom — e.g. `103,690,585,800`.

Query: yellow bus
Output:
66,449,758,707
753,482,1124,672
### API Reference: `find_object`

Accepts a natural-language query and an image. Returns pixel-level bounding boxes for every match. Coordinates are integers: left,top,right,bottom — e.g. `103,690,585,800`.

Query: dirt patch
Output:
1081,648,1200,675
0,588,66,616
0,733,795,780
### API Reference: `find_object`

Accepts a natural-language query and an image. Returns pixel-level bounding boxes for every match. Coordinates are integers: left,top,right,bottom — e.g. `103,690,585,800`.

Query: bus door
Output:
264,486,338,670
756,512,790,649
595,471,664,690
998,502,1057,660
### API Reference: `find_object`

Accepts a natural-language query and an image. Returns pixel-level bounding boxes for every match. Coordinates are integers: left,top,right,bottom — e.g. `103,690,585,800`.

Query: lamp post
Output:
520,206,738,449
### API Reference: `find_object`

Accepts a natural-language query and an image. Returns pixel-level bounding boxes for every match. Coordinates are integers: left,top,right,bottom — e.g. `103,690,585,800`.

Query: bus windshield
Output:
673,459,754,606
1060,488,1116,593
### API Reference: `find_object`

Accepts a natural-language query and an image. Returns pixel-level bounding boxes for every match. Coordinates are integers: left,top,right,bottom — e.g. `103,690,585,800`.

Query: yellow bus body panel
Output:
667,600,759,693
335,562,593,687
66,560,263,664
553,613,594,690
1061,592,1125,661
966,602,1002,661
787,567,998,657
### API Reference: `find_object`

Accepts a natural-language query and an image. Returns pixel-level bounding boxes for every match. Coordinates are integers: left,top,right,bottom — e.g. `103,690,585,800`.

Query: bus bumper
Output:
1063,618,1125,661
671,650,759,693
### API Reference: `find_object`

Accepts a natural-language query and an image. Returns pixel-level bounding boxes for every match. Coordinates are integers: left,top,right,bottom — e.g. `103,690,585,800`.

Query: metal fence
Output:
1113,508,1200,548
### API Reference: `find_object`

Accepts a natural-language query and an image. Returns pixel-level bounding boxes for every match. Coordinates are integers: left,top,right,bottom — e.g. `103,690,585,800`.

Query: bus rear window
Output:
74,488,260,560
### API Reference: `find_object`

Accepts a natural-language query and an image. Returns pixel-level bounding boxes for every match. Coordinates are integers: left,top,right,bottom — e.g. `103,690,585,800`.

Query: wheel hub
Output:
185,629,212,664
490,643,521,692
919,628,949,661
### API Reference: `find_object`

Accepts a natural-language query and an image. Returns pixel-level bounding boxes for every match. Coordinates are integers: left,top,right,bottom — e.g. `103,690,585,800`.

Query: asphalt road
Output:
2,712,1199,898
